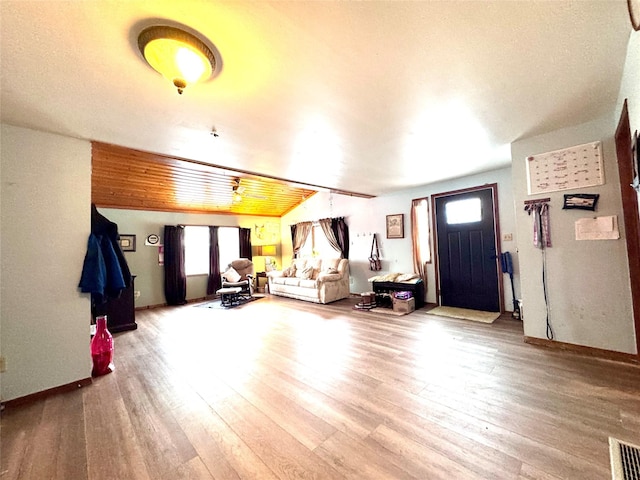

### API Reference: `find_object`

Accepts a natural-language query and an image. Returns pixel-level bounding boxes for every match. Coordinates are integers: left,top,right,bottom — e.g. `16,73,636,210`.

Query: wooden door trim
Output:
615,99,640,358
431,183,504,312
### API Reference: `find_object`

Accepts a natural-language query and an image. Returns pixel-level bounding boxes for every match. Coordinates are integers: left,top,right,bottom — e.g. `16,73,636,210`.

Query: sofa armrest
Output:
317,272,342,283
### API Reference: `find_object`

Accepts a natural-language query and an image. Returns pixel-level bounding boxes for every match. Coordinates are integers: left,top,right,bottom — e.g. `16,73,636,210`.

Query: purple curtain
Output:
207,226,222,295
239,227,252,259
290,224,297,256
163,225,186,305
319,218,341,255
331,217,349,259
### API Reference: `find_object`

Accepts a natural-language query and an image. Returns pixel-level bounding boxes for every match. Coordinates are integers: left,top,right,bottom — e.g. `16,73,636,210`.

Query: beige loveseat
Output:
267,257,349,304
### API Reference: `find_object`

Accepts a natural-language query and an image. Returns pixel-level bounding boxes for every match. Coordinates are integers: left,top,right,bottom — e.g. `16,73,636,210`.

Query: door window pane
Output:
445,198,481,224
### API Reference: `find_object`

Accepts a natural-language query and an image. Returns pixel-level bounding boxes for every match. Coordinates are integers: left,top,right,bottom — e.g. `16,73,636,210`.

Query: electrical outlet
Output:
0,356,6,373
503,233,513,242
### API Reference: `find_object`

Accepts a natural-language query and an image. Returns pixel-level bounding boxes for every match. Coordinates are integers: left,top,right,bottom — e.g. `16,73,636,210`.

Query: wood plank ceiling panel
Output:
91,142,317,217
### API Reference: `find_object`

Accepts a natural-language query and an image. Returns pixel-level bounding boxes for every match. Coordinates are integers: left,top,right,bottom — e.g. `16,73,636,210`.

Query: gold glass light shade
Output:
138,26,216,94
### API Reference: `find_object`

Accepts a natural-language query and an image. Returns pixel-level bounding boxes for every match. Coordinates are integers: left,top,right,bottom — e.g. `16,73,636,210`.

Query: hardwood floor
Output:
2,295,640,479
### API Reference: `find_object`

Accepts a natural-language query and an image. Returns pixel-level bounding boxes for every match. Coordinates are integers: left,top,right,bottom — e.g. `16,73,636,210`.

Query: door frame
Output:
431,183,504,312
614,99,640,359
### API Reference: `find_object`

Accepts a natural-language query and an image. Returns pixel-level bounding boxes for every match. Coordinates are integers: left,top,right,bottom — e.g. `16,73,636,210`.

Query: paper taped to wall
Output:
575,215,620,240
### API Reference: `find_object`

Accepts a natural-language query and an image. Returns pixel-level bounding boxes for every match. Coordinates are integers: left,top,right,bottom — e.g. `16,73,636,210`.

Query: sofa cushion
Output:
284,277,300,286
292,258,307,272
298,279,317,288
308,258,322,270
272,277,288,285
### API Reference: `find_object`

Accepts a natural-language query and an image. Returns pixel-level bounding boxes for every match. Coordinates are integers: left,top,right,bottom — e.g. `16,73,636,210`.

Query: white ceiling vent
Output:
610,437,640,480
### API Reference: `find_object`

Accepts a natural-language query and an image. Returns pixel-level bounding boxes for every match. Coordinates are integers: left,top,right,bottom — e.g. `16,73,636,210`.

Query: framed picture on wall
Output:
386,214,404,239
119,234,136,252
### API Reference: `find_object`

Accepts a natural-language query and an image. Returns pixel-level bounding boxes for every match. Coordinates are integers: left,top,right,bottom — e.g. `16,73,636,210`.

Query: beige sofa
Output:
267,257,349,304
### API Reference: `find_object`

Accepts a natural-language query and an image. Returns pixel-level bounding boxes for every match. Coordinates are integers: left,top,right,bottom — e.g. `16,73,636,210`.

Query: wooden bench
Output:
372,279,425,309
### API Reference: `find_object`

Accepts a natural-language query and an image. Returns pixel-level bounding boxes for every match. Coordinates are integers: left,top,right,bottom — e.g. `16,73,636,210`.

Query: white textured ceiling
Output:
0,1,632,196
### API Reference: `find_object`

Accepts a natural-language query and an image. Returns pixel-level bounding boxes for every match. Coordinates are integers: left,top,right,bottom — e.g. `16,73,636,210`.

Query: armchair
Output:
221,258,254,299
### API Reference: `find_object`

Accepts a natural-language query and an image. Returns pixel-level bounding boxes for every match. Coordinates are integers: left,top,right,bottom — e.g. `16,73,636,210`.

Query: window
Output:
184,226,209,276
414,198,431,263
298,224,340,258
218,227,240,270
445,198,481,224
184,226,240,275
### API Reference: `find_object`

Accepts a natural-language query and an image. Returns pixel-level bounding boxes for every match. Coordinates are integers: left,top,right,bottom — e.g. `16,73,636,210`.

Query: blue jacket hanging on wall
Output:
79,205,132,304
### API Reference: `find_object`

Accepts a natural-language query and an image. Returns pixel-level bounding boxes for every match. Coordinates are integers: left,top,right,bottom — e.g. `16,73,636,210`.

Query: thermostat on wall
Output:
145,234,160,246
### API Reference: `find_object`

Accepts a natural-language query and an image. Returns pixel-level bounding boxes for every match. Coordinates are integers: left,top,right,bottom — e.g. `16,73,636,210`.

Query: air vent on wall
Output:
610,437,640,480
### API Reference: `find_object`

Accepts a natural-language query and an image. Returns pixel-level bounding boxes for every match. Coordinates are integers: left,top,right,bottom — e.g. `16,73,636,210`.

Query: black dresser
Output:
93,276,137,333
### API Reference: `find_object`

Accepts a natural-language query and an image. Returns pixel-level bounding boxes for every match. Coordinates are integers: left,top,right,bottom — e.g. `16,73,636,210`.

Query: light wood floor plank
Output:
2,295,639,479
83,374,152,480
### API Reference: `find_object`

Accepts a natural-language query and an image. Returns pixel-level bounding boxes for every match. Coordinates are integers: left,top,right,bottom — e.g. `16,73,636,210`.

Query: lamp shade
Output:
138,26,216,94
253,245,277,256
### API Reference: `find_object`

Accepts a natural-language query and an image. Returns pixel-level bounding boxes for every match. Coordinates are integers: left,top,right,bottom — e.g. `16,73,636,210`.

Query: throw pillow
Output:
223,267,242,283
300,265,315,280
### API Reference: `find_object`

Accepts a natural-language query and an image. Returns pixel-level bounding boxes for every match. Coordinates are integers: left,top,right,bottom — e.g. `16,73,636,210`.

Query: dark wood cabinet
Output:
93,276,137,333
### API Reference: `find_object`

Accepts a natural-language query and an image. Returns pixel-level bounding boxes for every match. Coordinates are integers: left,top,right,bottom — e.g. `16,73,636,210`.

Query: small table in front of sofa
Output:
216,287,243,307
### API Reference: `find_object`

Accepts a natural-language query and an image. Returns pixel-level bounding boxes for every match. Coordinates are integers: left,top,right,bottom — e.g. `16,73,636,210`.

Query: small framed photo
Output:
386,214,404,239
119,234,136,252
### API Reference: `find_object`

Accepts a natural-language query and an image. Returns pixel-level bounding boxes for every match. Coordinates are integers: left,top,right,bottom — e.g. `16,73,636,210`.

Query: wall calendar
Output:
526,141,604,195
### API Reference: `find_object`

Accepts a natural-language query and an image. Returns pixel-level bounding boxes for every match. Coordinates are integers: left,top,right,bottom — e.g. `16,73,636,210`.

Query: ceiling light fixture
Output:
137,25,217,94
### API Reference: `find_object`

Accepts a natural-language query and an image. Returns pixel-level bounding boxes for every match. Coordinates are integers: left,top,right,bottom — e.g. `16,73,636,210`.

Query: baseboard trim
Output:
2,377,93,409
135,297,210,311
524,336,639,365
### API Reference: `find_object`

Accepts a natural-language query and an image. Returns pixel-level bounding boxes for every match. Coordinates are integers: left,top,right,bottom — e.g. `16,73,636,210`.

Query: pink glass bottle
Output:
91,315,114,376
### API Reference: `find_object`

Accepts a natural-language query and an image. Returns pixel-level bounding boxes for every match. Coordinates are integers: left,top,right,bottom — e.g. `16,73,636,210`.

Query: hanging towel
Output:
525,202,551,248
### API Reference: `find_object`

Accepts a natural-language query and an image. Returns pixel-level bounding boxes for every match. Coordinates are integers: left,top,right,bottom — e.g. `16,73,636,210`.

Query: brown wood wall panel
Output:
91,142,318,216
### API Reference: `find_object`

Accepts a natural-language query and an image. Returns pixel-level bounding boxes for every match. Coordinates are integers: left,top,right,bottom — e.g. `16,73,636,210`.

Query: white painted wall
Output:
101,208,281,307
511,116,636,354
1,125,92,401
282,167,518,310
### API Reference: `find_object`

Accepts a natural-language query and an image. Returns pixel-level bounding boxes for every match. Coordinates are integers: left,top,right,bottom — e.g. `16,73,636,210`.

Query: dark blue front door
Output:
435,188,500,312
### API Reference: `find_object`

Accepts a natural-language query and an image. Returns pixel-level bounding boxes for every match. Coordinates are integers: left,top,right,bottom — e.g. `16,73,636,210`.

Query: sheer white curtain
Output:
411,198,430,297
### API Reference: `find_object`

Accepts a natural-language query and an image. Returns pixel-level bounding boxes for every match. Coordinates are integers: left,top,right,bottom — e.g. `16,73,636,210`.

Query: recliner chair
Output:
221,258,254,299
